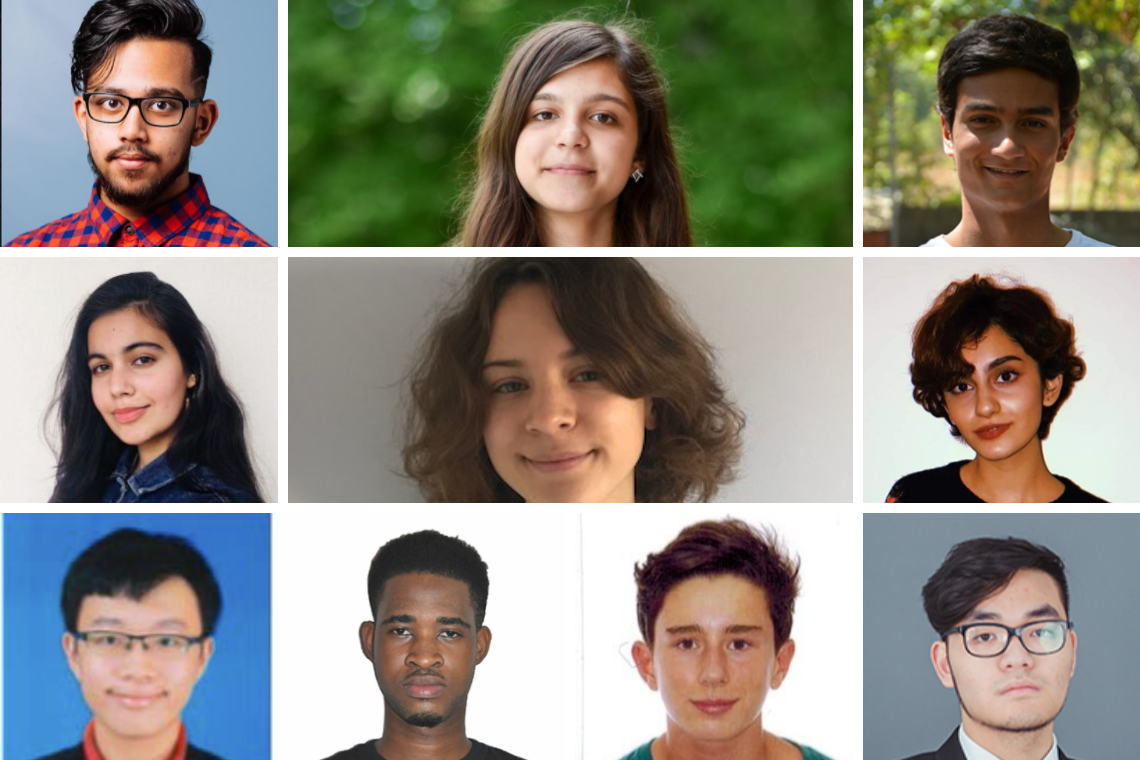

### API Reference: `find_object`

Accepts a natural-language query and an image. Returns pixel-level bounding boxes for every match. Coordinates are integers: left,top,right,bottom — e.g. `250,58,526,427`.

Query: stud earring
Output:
631,168,644,183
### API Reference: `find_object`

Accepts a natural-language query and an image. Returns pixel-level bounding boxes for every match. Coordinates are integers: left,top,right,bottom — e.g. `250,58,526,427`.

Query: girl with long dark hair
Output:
49,272,262,502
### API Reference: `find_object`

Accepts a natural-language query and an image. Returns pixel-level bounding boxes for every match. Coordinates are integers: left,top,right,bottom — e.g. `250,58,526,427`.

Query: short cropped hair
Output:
937,15,1080,135
367,530,490,628
635,519,800,648
71,0,213,96
923,537,1069,635
910,275,1086,440
62,528,222,637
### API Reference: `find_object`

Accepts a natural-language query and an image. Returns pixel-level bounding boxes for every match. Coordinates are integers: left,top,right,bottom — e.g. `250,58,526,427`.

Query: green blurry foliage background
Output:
289,0,853,246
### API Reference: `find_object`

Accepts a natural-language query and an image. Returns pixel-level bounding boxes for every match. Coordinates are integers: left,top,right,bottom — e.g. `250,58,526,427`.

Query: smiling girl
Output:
888,275,1103,503
452,18,691,246
49,272,262,502
402,258,742,502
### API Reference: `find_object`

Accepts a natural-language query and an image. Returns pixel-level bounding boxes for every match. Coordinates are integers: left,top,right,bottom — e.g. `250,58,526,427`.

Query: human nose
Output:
406,644,442,670
117,101,150,142
556,116,588,149
698,646,729,686
990,127,1026,159
525,382,576,434
974,381,998,417
998,631,1035,669
109,366,134,397
116,638,158,677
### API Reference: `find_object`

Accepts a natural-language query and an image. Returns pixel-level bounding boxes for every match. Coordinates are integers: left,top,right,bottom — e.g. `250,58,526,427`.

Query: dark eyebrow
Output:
380,614,415,625
962,603,1063,625
532,91,632,113
88,342,167,362
483,347,582,371
379,614,472,630
986,355,1023,371
98,86,189,99
437,616,472,630
963,102,1056,117
665,624,702,635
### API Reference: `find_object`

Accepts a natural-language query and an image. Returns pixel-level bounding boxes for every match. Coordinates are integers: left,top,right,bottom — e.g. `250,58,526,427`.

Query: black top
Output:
32,744,227,760
321,739,527,760
898,730,1078,760
888,460,1106,503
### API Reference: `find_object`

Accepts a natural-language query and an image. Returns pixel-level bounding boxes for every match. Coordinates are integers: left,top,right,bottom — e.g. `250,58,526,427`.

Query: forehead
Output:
955,67,1060,113
967,568,1066,620
88,37,197,93
656,574,770,629
76,576,202,632
537,57,632,101
87,308,172,351
378,572,474,618
486,284,572,357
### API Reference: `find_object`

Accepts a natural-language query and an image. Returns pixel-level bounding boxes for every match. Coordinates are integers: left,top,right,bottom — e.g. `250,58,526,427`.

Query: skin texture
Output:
931,569,1077,760
944,325,1064,503
87,307,196,472
481,283,655,503
632,575,799,760
514,58,644,247
73,38,218,222
940,67,1076,247
359,573,491,760
62,577,214,760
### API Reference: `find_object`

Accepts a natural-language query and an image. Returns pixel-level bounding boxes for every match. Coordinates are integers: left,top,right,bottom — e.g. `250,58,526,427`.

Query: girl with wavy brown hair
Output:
888,275,1103,503
452,17,691,246
402,258,742,502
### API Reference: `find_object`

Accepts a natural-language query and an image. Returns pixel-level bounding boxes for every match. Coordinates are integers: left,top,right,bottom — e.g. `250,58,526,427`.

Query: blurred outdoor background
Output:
290,0,853,246
863,0,1140,246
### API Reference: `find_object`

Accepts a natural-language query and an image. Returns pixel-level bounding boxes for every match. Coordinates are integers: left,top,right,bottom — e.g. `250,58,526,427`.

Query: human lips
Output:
1001,680,1040,696
108,690,165,709
403,675,446,699
109,149,157,170
523,450,594,473
113,406,148,423
692,699,738,715
544,164,595,176
984,165,1029,178
974,423,1011,440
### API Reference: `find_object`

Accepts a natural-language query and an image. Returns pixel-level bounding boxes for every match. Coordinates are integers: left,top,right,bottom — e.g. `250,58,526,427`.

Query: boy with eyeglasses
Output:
898,537,1080,760
35,528,227,760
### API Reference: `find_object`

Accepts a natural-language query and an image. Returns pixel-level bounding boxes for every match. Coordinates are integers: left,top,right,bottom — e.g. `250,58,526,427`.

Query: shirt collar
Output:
958,725,1058,760
83,173,213,246
83,719,188,760
109,448,198,497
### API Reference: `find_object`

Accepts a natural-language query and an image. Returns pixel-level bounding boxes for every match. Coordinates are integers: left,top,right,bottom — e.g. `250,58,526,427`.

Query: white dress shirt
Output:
958,725,1059,760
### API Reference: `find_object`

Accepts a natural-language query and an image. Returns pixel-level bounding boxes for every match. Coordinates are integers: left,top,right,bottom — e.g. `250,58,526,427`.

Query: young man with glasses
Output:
35,528,227,760
899,537,1079,760
5,0,268,247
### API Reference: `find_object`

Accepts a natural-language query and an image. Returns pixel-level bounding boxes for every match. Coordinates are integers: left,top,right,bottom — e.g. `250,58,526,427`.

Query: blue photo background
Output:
3,513,270,760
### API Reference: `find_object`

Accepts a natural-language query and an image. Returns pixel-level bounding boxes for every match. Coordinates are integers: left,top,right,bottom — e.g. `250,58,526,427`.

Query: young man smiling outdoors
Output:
4,0,268,247
922,15,1113,248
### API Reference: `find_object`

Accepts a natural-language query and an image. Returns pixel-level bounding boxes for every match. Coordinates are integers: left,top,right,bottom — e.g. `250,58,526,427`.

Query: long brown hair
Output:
402,258,742,502
452,18,692,246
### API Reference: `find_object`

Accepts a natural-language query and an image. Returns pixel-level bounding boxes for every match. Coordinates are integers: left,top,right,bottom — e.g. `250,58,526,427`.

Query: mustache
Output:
404,669,444,681
106,146,161,162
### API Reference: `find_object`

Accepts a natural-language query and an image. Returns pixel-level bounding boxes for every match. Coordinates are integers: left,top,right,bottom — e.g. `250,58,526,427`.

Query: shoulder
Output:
1065,229,1114,247
30,746,84,760
1054,476,1108,503
318,740,379,760
472,739,530,760
611,740,654,760
5,209,91,247
888,461,970,503
187,744,231,760
177,465,258,503
182,205,271,247
792,743,837,760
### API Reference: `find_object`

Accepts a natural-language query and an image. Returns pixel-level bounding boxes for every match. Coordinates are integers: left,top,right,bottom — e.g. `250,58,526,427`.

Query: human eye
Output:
492,379,526,394
95,96,124,111
728,639,752,651
674,638,698,651
968,116,994,125
388,627,413,637
151,635,183,649
90,362,110,376
147,99,177,112
91,632,124,647
970,630,996,644
572,369,602,383
590,112,616,124
131,355,156,367
947,380,971,395
439,630,463,640
996,369,1019,384
533,110,556,122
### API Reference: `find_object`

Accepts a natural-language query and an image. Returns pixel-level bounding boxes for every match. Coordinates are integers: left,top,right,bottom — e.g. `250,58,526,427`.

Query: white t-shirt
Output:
920,228,1114,247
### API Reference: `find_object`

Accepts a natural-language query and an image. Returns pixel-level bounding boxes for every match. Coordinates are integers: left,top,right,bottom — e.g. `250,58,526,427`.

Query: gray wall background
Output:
1,0,278,245
865,514,1139,760
288,257,854,503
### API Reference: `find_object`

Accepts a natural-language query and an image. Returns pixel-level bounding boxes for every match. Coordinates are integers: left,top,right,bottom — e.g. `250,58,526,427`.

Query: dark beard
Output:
87,145,190,211
404,712,446,728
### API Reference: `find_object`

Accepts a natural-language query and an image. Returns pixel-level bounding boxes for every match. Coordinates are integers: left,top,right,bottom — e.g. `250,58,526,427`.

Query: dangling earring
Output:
631,168,644,183
184,395,192,411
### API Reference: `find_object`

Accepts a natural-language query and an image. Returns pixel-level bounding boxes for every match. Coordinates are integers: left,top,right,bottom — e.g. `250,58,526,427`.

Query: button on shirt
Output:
103,448,256,503
958,726,1059,760
5,173,269,247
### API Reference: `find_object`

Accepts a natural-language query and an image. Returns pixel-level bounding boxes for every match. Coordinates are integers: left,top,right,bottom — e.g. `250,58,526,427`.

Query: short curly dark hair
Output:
910,274,1086,440
635,519,800,648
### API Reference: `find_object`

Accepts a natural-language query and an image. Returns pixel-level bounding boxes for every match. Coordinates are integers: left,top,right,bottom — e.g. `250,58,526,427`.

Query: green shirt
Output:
616,739,835,760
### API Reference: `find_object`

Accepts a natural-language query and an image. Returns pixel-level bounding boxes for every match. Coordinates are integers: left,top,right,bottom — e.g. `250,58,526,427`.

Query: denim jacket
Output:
102,449,256,503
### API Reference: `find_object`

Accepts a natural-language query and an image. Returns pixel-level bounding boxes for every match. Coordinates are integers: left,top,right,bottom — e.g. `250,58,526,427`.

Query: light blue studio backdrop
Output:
0,0,278,246
3,513,271,760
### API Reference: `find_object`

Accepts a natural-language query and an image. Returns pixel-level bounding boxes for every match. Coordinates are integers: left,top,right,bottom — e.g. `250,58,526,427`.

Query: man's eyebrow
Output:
664,624,702,635
1025,603,1062,619
532,91,632,113
483,347,582,370
97,86,189,99
437,616,472,630
963,102,1056,117
380,614,416,625
726,624,764,634
962,603,1063,624
88,342,167,361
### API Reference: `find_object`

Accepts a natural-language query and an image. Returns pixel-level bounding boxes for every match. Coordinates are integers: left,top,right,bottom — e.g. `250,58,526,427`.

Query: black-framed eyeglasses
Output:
942,620,1074,658
72,630,207,658
82,92,201,127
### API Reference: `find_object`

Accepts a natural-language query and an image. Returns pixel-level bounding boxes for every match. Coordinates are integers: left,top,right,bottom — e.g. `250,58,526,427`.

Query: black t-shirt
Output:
888,460,1107,503
321,739,527,760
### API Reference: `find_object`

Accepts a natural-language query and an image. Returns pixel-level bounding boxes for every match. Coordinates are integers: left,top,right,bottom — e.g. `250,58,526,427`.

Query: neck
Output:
960,437,1063,503
962,718,1055,760
945,193,1070,247
135,427,179,473
99,171,191,223
537,203,616,247
653,719,776,760
92,719,181,760
377,705,471,760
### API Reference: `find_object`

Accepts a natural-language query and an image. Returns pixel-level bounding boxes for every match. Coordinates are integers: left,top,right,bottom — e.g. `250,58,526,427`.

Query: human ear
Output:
1043,374,1063,407
475,626,492,664
1057,120,1077,162
941,114,955,159
644,398,657,431
359,620,376,662
74,96,90,144
62,632,82,681
190,99,219,147
195,636,215,681
187,373,197,390
931,640,955,689
770,638,796,689
631,640,658,691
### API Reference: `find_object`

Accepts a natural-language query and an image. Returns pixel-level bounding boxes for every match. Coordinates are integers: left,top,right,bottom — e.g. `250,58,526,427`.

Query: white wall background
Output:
0,257,279,503
863,256,1140,504
288,257,853,503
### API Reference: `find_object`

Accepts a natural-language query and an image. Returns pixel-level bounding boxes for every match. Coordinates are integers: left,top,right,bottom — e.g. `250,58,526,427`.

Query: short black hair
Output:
922,536,1069,635
937,15,1080,135
367,530,490,628
62,528,222,637
71,0,213,96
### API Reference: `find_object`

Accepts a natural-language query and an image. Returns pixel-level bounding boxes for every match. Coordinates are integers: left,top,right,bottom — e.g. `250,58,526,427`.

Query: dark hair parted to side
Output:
62,528,222,637
923,536,1069,635
635,519,800,648
910,274,1086,440
71,0,213,96
49,272,263,503
937,15,1080,135
402,258,744,502
454,17,691,246
367,530,490,628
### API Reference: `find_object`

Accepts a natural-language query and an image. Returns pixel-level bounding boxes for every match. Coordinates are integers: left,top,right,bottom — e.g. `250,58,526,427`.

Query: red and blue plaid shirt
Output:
4,173,270,247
